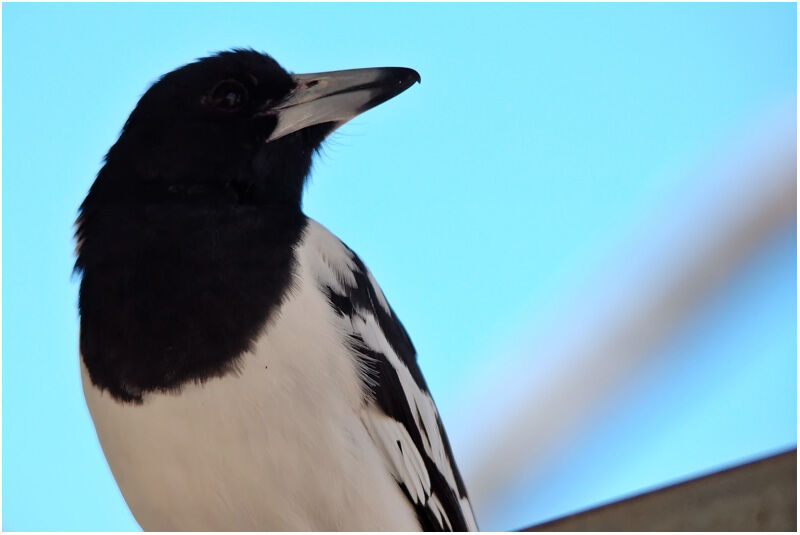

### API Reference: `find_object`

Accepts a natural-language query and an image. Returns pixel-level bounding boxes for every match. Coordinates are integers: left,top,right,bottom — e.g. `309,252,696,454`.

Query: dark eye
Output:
208,80,247,111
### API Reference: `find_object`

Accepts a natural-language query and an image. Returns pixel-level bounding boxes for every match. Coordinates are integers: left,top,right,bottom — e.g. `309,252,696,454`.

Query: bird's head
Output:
74,50,418,401
92,48,419,208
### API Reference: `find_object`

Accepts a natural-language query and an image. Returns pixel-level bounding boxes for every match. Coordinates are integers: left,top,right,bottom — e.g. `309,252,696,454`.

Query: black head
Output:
84,48,420,210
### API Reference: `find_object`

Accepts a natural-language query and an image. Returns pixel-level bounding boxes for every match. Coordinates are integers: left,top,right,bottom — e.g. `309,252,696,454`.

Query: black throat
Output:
76,172,308,403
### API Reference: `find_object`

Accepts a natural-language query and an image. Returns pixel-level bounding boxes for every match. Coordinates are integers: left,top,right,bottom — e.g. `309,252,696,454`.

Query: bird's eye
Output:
208,80,247,111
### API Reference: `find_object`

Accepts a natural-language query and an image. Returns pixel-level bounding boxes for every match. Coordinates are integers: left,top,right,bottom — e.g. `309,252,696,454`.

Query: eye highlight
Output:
207,79,248,111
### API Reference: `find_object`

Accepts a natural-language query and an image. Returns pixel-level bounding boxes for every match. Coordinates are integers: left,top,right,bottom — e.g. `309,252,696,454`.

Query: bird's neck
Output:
76,196,308,403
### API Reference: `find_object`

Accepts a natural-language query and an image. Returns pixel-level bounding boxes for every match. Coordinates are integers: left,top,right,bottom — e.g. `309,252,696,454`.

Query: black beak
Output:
264,67,420,142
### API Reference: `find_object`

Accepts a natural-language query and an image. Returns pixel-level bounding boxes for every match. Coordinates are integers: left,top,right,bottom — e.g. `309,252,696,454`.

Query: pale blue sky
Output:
3,3,796,531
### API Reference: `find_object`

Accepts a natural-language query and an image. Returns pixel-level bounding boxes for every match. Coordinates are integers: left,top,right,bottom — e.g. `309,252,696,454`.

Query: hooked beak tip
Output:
406,68,421,85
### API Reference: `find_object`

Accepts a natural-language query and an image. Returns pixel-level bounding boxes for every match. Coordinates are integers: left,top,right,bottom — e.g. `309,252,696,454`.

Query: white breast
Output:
81,221,421,531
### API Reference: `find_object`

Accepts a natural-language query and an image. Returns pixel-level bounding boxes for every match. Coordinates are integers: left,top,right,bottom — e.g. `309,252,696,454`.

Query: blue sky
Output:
3,3,796,531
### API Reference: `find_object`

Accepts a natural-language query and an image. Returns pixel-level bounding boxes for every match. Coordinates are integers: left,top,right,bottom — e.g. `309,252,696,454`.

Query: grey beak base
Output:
265,67,420,142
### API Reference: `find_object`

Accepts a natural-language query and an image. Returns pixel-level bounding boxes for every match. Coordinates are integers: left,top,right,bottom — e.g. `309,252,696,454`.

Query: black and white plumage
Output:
76,49,477,531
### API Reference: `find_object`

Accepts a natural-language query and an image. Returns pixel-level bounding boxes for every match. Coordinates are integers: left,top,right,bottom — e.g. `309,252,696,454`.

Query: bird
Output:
75,48,478,531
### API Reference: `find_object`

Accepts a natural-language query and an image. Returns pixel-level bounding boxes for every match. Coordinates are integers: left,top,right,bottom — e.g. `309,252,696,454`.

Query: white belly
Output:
81,249,420,531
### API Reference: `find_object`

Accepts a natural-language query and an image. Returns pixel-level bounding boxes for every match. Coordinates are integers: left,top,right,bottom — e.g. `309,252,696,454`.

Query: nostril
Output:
305,80,319,88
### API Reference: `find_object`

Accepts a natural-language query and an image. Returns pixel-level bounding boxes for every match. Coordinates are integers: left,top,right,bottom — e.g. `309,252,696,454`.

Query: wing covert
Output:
303,220,477,531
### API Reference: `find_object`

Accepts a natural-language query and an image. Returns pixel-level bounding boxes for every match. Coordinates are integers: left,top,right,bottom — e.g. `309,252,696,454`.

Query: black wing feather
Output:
320,241,475,531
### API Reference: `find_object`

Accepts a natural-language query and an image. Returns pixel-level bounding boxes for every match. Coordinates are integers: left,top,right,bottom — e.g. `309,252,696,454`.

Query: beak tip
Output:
390,67,420,88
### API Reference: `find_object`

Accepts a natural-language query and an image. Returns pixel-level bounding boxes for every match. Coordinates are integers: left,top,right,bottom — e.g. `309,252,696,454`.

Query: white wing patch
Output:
366,269,391,314
348,311,463,508
303,220,357,293
301,219,476,531
460,498,479,532
363,407,431,504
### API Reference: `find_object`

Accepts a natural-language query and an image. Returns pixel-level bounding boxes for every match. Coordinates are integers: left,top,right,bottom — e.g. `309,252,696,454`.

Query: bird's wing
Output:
303,220,477,531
